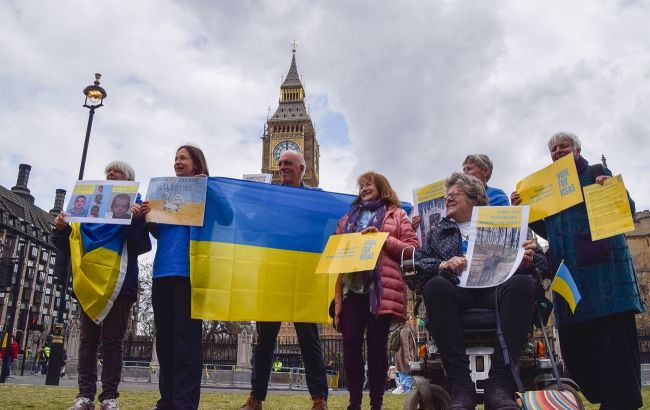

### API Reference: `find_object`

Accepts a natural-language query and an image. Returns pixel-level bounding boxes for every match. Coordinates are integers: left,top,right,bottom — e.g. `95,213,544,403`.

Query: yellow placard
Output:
315,232,389,274
515,154,583,222
583,174,634,241
414,180,446,203
476,206,525,228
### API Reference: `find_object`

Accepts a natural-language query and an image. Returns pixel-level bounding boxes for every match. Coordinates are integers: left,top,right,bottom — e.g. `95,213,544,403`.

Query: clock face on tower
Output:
273,140,301,163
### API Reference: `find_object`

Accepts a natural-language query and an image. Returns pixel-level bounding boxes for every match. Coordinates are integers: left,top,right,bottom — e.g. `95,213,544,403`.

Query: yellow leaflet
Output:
583,174,634,241
315,232,389,274
515,155,583,222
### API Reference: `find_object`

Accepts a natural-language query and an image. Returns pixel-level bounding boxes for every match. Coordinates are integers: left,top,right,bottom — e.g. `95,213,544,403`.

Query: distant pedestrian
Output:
0,337,19,374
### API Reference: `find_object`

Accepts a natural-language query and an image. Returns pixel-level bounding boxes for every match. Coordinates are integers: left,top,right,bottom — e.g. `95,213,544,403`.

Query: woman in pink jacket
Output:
333,171,418,410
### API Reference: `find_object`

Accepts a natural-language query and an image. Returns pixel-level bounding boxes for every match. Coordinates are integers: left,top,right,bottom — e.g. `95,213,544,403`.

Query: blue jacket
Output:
532,156,644,327
486,186,510,206
151,224,190,279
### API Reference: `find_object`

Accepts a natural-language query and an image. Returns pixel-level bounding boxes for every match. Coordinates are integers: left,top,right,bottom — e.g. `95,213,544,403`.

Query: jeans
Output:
77,295,133,402
397,371,413,392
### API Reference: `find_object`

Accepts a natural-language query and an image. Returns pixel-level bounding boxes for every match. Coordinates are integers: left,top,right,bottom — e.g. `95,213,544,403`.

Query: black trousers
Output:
559,312,642,409
152,276,203,410
251,321,328,400
422,274,535,386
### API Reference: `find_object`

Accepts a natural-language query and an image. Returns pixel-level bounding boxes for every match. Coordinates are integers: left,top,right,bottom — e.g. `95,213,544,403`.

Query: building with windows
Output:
0,164,74,353
261,42,320,187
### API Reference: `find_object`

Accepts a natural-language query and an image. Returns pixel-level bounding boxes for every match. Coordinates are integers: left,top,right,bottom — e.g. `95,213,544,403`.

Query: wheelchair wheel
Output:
542,383,585,410
403,383,450,410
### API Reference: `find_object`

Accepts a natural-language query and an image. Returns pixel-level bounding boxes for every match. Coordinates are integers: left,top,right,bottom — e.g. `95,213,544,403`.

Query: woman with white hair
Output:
54,160,151,410
511,132,644,409
413,172,537,410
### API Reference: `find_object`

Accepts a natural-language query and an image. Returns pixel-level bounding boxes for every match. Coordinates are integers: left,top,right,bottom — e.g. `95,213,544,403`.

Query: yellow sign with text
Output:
315,232,389,274
584,175,634,241
515,154,583,222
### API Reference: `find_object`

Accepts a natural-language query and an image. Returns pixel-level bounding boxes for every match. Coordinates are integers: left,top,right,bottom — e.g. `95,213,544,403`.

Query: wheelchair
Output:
400,248,584,410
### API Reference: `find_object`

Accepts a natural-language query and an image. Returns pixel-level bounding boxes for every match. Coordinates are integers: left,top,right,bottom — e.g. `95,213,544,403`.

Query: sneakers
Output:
448,381,477,410
484,382,518,410
240,395,263,410
100,399,120,410
392,385,405,395
311,396,328,410
68,398,95,410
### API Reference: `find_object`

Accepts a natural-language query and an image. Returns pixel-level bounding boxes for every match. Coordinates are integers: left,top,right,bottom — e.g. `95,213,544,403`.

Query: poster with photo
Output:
412,180,446,244
64,180,140,225
145,176,208,226
459,206,529,288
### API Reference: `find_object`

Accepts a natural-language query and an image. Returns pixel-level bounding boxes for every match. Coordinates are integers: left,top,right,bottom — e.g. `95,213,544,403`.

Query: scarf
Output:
343,199,389,315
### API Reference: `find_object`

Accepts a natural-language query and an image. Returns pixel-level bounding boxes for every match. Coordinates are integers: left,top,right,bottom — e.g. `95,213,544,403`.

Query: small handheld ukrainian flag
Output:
551,262,582,313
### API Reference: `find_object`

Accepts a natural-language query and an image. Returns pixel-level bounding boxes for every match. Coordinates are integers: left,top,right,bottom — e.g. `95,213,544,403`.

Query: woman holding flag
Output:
511,131,644,409
141,145,209,410
54,161,151,410
332,171,419,410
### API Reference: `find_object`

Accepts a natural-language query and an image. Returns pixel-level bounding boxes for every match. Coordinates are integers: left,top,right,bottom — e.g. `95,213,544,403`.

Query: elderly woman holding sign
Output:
412,172,537,410
333,171,418,410
511,132,644,409
53,161,151,410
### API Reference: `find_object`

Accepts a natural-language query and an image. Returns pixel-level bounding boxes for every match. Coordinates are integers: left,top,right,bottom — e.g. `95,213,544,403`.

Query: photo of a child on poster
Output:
64,180,140,225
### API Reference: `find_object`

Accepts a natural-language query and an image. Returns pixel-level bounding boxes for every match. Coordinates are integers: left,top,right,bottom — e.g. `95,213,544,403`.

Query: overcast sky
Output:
2,0,649,218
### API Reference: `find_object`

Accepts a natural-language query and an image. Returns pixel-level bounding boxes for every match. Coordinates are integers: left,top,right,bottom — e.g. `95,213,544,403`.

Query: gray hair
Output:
104,161,136,181
445,172,488,206
547,132,581,152
280,150,306,178
462,154,494,181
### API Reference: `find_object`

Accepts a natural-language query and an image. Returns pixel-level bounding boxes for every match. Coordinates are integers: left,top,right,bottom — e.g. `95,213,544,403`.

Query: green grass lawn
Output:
0,385,648,409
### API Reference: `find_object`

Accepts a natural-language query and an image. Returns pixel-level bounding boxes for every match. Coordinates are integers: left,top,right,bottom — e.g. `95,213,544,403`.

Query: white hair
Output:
104,161,135,181
548,132,582,152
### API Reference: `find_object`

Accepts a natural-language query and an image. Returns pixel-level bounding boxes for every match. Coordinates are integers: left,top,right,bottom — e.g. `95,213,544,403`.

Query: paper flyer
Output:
315,232,389,274
64,180,140,225
412,180,446,244
145,177,208,226
515,154,583,222
243,173,273,183
583,174,635,241
460,206,529,288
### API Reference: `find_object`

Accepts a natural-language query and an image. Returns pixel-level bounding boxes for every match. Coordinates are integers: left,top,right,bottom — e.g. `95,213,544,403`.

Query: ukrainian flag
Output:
551,262,582,314
69,223,128,323
189,177,412,323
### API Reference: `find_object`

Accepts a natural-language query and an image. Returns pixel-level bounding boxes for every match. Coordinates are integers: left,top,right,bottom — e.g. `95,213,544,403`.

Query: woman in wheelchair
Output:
412,172,537,410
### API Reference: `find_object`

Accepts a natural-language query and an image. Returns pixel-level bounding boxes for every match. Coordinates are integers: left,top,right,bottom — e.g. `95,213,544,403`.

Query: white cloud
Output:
1,0,648,226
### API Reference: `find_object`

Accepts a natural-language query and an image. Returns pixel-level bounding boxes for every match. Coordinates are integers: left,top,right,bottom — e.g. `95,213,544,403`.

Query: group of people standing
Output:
51,130,643,410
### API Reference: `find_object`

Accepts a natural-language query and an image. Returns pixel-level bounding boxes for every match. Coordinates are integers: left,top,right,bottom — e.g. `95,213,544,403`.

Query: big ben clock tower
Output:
261,42,320,187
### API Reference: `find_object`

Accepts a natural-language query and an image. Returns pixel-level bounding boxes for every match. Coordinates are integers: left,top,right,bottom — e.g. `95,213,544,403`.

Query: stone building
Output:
627,210,650,331
261,42,320,187
0,164,75,353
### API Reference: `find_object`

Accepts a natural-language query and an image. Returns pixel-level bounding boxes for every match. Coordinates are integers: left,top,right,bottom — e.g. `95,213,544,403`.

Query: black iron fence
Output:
639,329,650,364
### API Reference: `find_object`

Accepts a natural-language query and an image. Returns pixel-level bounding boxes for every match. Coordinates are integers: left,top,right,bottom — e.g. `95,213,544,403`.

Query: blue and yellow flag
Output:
551,262,582,314
69,223,127,323
189,177,412,323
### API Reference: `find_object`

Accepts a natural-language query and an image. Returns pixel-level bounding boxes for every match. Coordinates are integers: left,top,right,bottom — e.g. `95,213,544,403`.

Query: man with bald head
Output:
241,150,329,410
462,154,509,206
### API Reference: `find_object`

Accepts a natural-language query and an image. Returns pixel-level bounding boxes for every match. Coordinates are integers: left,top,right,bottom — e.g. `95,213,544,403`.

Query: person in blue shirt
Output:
141,145,209,410
462,154,509,206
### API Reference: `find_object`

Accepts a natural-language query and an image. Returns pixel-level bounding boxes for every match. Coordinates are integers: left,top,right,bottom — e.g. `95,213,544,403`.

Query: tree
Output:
136,260,154,336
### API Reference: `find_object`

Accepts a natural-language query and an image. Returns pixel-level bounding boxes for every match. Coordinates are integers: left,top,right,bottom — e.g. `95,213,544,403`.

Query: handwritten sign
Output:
315,232,389,274
515,154,583,222
145,177,208,226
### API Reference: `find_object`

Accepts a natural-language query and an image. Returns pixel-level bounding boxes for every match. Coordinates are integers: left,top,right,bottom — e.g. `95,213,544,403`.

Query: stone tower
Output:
261,43,320,187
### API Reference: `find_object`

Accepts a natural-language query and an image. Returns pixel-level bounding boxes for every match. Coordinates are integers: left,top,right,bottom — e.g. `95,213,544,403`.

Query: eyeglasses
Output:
444,191,469,201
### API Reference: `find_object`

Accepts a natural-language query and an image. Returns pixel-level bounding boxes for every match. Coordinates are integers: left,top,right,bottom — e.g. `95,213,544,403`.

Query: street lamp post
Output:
45,74,107,385
0,240,26,383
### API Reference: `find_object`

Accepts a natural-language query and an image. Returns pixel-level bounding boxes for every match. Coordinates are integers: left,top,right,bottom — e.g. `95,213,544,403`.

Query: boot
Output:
484,382,518,410
448,381,477,410
240,395,263,410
